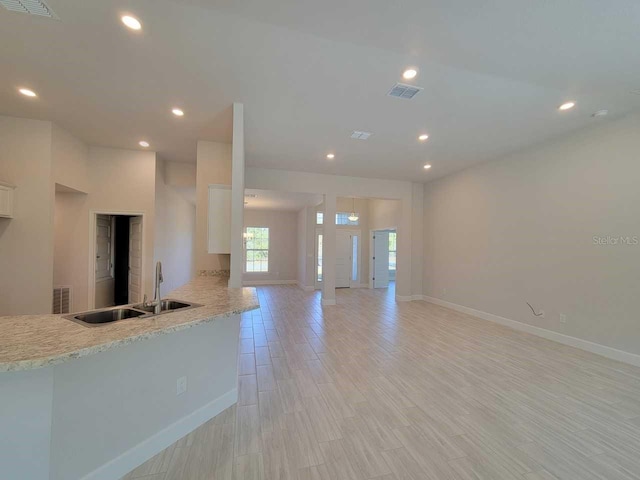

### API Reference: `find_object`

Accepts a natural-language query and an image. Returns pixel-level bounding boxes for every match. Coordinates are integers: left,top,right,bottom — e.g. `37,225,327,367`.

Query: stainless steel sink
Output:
66,308,147,326
132,299,199,314
65,299,202,327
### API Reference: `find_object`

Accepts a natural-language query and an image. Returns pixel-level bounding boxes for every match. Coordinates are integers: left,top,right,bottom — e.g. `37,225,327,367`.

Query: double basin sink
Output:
65,299,203,327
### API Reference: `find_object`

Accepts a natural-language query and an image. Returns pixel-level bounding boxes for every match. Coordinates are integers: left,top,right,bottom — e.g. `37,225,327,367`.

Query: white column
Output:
322,194,337,305
395,194,413,300
229,103,245,288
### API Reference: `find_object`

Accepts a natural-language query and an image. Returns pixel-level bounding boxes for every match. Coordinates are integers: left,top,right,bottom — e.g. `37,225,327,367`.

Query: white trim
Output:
88,210,145,310
81,388,238,480
422,295,640,368
395,295,413,302
297,283,315,292
321,298,336,306
242,279,296,286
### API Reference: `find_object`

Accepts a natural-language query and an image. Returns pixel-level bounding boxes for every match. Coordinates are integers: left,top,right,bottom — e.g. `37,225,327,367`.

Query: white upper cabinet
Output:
208,184,231,254
0,182,15,218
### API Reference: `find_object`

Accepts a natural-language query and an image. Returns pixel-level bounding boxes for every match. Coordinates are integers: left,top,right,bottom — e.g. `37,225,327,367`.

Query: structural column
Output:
229,103,245,288
321,193,337,305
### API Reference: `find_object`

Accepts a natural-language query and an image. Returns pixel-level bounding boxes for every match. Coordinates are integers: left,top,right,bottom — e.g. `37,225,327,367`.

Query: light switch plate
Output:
177,376,187,396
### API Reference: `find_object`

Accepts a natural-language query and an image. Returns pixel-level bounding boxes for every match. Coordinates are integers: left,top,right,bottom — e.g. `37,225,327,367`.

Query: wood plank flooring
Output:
123,284,640,480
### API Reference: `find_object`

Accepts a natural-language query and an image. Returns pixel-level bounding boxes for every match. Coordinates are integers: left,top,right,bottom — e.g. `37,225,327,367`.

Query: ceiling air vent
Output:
351,131,372,140
388,82,423,100
0,0,58,18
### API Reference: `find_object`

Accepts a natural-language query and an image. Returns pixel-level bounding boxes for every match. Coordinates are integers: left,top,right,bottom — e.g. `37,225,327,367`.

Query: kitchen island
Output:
0,276,259,480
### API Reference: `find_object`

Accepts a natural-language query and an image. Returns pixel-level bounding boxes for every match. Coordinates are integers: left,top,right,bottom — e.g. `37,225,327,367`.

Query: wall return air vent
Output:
0,0,58,18
388,82,423,100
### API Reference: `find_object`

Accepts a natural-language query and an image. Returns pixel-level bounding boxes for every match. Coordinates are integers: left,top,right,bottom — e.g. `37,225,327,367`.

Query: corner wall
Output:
423,113,640,357
0,116,54,314
196,141,232,273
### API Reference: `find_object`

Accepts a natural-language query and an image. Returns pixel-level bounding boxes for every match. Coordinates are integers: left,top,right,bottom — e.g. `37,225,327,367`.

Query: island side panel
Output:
0,367,54,480
50,314,241,480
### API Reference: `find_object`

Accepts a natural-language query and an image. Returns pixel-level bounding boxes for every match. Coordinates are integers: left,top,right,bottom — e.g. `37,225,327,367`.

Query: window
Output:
316,233,323,282
244,227,269,272
336,212,359,226
389,232,397,271
316,211,359,226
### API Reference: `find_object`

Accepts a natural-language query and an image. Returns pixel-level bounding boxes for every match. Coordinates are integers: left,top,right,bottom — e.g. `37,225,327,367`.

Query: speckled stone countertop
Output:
0,277,259,372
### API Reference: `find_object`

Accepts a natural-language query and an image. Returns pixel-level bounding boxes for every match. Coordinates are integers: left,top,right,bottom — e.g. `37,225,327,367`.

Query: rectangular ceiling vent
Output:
351,131,372,140
0,0,58,18
388,82,423,100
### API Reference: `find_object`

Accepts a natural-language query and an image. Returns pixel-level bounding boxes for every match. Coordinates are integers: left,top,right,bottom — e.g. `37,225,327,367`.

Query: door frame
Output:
88,210,145,310
369,226,397,289
315,227,362,289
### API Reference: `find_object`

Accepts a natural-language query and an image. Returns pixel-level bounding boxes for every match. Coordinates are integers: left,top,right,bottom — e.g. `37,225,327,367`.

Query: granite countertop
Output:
0,276,259,372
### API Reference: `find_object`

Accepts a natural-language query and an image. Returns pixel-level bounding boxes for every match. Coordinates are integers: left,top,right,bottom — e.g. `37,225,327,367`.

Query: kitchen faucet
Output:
143,261,164,314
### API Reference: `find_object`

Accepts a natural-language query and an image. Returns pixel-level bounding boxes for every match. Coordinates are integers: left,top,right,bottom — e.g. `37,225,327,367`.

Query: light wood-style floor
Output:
123,284,640,480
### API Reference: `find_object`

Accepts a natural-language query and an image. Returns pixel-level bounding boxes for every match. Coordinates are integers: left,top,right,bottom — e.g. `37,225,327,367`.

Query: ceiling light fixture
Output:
139,141,150,148
172,108,184,117
18,88,37,97
418,134,429,141
558,101,576,111
402,68,418,80
326,153,335,160
121,15,142,30
424,164,432,170
348,198,359,222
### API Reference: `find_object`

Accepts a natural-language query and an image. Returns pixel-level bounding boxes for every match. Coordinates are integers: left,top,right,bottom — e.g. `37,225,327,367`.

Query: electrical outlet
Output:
177,376,187,396
442,288,447,295
559,314,567,324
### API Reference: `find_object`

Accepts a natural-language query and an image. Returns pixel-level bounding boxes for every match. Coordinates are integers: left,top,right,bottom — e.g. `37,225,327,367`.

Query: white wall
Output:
297,207,308,288
423,113,640,356
243,209,298,283
87,147,158,305
196,141,232,273
155,160,196,294
52,124,90,193
369,198,401,231
0,116,54,314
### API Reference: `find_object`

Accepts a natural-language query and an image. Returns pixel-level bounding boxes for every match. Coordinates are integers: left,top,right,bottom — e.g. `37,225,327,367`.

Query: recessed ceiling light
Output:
326,153,335,160
172,108,184,117
121,15,142,30
402,68,418,80
139,141,150,148
558,101,576,111
424,164,432,170
418,134,429,141
18,88,37,97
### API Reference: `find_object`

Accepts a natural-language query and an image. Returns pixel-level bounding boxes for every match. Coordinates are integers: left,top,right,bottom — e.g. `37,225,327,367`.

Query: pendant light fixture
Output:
348,197,359,222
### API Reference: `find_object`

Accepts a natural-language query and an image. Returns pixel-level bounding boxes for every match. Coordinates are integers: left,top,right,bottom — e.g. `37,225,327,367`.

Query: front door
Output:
373,231,390,288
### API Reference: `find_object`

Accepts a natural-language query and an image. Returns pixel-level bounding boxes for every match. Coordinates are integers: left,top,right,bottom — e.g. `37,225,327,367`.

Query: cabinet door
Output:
0,185,14,218
207,185,231,254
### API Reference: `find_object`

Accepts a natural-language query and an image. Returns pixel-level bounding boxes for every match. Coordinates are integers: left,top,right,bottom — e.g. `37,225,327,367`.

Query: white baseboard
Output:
422,295,640,368
243,280,297,286
321,298,336,306
82,388,238,480
297,282,315,292
395,294,424,302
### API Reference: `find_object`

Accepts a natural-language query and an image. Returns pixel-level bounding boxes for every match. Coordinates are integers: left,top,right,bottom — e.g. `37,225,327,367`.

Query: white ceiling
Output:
1,0,639,182
244,189,322,211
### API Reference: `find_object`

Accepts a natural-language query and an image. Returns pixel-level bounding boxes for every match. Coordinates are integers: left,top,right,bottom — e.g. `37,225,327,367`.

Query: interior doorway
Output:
315,228,361,289
91,213,143,309
371,228,396,289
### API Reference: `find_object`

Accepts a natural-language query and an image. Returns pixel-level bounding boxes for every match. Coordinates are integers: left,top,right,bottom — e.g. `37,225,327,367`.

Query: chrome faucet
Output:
153,261,163,314
143,261,164,314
